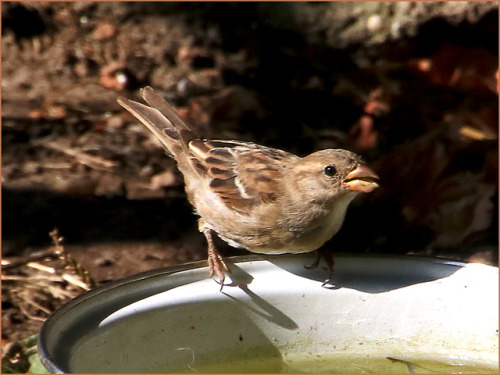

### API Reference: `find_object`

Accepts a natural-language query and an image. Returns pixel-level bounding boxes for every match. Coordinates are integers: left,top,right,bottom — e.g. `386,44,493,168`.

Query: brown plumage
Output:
118,86,379,287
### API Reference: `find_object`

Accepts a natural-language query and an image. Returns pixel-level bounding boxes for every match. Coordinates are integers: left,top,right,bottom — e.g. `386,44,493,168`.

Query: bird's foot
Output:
208,247,231,290
204,229,231,290
305,249,335,287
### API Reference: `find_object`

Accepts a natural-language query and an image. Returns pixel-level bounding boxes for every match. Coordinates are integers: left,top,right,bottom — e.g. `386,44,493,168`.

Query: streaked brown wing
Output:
188,140,296,214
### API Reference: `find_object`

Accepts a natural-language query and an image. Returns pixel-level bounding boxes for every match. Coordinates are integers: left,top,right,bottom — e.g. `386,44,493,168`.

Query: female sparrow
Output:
118,87,379,286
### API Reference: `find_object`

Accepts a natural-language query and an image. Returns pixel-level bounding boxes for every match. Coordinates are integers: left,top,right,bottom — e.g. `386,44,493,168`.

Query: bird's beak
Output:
343,164,379,193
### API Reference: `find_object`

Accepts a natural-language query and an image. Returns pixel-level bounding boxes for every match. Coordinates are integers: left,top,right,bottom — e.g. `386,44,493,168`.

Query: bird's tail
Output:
117,86,196,160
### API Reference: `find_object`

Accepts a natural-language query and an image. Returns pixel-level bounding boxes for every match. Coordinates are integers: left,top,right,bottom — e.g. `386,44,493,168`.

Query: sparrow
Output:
118,87,379,286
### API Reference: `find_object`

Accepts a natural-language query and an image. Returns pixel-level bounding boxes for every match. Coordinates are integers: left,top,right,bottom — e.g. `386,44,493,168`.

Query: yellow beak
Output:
343,164,379,193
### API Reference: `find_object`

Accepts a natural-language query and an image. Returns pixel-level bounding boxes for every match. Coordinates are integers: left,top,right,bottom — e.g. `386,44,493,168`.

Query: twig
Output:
46,284,82,299
17,301,47,322
41,139,118,170
50,229,96,288
1,274,65,283
22,293,53,316
3,229,96,327
386,357,416,374
61,273,91,290
1,249,60,271
26,262,56,274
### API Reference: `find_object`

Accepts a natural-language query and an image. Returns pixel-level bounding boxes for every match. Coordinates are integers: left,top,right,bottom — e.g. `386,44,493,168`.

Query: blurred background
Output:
2,1,498,353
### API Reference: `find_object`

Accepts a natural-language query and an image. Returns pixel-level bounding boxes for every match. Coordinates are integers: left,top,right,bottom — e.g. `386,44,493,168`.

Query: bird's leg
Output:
305,249,335,271
304,253,321,270
305,249,335,286
202,228,230,289
322,249,335,274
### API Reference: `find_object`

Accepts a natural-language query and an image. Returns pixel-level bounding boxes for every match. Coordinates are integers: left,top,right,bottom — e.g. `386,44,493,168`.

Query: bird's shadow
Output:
205,253,465,333
219,262,298,330
258,253,465,294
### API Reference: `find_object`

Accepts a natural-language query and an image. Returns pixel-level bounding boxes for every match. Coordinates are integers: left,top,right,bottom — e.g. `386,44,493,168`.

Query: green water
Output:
167,352,497,374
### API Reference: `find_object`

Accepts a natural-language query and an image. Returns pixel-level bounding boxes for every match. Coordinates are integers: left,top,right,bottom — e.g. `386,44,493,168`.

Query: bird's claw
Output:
306,249,336,287
207,246,230,290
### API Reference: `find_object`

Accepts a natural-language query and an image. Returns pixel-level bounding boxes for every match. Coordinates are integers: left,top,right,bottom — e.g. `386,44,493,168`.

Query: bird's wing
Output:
188,139,297,214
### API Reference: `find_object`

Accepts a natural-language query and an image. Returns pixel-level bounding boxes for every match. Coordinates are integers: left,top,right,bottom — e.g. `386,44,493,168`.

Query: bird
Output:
117,86,379,287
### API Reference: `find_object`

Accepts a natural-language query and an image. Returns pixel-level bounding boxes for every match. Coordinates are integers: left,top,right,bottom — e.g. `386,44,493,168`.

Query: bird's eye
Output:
324,165,337,177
